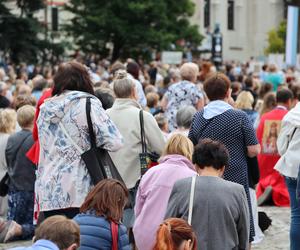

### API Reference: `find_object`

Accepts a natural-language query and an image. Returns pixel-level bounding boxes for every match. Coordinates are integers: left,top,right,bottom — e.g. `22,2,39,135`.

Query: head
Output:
32,77,48,92
162,134,194,161
192,139,229,176
0,81,8,96
52,62,94,96
94,88,115,110
231,81,241,95
176,106,197,129
34,215,79,250
17,105,35,130
153,218,197,250
276,88,293,109
110,61,126,77
235,91,254,110
144,85,157,95
204,73,231,101
0,109,17,134
18,84,32,96
244,76,253,89
180,63,199,83
80,179,128,223
113,70,137,100
15,95,37,110
258,83,273,99
147,92,159,109
126,61,140,80
290,83,300,103
261,92,277,115
268,64,277,73
155,113,168,133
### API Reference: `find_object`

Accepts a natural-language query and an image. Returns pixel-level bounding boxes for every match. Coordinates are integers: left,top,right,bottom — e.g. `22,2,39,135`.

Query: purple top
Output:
133,154,196,250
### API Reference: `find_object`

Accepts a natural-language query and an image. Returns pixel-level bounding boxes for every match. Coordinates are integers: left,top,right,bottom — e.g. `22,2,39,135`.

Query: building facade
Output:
190,0,286,61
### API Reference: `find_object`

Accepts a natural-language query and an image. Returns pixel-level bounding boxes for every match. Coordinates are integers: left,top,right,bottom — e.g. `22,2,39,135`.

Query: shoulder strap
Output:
111,221,119,250
286,127,297,150
86,97,97,148
188,176,196,225
139,110,147,154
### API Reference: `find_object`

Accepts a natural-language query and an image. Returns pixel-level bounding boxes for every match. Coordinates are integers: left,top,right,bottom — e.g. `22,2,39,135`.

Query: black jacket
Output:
6,129,35,191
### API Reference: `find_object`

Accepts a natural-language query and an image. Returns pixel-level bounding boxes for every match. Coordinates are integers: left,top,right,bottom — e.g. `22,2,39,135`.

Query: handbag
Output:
111,221,119,250
59,97,124,186
188,176,196,225
139,110,159,175
0,173,9,197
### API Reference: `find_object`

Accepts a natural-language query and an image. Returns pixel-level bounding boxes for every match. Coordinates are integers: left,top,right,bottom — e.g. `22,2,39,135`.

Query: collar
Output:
275,105,288,111
203,100,233,119
33,240,59,250
112,98,141,109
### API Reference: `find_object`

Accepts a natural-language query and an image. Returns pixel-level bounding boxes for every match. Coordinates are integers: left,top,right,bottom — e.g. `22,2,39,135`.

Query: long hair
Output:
80,179,128,223
153,218,197,250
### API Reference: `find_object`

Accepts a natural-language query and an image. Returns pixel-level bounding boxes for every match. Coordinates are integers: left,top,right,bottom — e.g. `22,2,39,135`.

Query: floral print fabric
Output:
36,91,123,211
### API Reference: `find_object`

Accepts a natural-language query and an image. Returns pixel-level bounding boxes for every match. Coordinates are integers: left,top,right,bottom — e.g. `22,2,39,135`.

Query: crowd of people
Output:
0,56,299,250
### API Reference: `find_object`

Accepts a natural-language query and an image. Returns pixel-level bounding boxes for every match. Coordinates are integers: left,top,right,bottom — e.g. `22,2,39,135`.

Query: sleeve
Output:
90,98,123,152
144,111,165,155
256,115,265,145
191,85,204,105
188,114,198,145
134,180,146,218
5,136,13,171
237,187,250,250
135,80,147,107
164,182,181,219
242,113,259,146
277,120,292,156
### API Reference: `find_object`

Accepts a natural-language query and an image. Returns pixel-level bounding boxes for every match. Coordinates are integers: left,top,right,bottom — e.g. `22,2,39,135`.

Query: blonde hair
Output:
0,109,17,134
162,134,194,161
34,215,80,250
180,63,199,82
113,70,135,98
235,91,254,110
17,105,35,128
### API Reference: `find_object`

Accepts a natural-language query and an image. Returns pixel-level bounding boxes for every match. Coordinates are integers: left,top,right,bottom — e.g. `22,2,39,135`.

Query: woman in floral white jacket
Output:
36,62,123,219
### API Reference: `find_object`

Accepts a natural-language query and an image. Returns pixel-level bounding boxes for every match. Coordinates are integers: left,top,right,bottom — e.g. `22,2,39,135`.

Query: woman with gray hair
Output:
168,106,197,139
161,63,204,131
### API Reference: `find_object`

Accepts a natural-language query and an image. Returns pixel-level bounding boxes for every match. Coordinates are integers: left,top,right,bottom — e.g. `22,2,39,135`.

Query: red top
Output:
256,107,290,206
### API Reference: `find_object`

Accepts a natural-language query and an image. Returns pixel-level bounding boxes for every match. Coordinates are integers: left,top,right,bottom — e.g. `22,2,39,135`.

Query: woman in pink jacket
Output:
133,134,197,250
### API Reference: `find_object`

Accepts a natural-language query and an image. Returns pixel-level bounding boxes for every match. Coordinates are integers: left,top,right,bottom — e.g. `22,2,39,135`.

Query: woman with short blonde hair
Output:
0,108,16,219
133,134,197,250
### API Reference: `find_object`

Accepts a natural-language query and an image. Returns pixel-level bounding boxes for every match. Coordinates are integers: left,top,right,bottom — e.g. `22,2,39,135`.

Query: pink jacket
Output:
133,154,196,250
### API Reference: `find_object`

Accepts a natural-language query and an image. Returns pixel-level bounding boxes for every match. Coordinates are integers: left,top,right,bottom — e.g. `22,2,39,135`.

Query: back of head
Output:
276,88,293,104
261,92,276,115
34,215,80,250
80,179,128,222
180,63,199,82
258,83,273,99
126,61,140,80
53,61,94,96
15,95,37,110
17,105,35,129
235,91,254,110
244,77,253,88
113,70,135,99
204,73,231,101
290,83,300,101
193,139,229,170
146,92,159,108
0,108,17,134
269,64,277,73
94,88,115,110
32,77,48,91
111,61,126,76
176,106,197,129
0,81,7,94
163,134,194,161
231,81,241,94
153,218,197,250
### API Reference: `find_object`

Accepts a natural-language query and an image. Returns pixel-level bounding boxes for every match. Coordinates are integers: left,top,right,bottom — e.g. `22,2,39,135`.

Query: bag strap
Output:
188,176,196,225
286,127,297,150
111,221,119,250
86,97,97,149
139,110,147,154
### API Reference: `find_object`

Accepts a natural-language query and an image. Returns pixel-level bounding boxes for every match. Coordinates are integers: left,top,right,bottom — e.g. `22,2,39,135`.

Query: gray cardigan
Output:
165,176,249,250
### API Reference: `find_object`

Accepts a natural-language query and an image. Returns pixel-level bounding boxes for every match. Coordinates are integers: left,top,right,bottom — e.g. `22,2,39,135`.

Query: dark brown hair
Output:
80,179,128,222
204,73,231,101
153,218,197,250
52,61,94,96
34,215,80,250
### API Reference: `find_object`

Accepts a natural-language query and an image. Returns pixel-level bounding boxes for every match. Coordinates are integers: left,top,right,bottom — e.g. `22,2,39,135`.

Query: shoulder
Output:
74,213,110,229
173,177,192,191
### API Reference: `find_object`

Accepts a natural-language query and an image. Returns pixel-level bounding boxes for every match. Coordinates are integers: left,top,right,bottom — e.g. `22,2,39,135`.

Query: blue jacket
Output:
74,212,131,250
9,240,59,250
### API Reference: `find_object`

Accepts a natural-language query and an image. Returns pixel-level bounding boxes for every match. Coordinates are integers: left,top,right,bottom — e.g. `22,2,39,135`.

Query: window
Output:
204,0,210,28
227,0,234,30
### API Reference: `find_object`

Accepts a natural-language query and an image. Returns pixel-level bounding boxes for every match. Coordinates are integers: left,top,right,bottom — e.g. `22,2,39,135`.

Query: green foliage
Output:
0,0,62,63
265,21,287,54
65,0,203,60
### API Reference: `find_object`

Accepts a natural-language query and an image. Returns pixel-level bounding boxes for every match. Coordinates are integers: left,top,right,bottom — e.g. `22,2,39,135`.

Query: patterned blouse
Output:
36,91,123,211
164,81,203,131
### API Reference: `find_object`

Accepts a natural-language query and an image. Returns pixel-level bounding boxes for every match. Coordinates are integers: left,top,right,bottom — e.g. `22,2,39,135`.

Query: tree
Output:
65,0,203,60
0,0,64,63
265,21,287,54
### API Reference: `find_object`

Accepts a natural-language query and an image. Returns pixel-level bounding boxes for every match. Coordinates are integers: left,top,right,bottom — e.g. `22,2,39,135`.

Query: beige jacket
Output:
107,98,165,188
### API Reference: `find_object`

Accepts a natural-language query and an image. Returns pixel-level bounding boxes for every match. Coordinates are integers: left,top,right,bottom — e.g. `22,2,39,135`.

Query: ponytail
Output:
153,222,174,250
